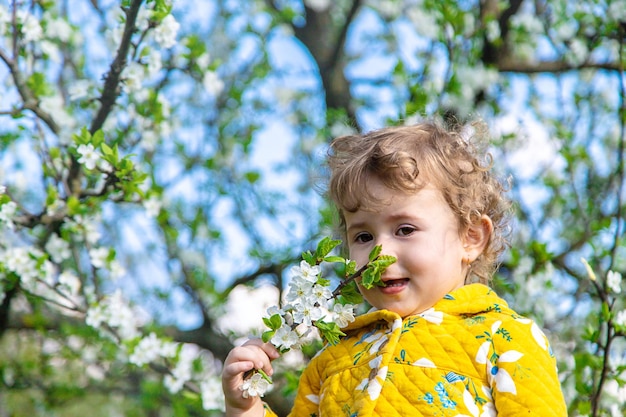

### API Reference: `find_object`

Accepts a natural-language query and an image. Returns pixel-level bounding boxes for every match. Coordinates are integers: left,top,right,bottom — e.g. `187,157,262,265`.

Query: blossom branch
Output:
240,239,395,398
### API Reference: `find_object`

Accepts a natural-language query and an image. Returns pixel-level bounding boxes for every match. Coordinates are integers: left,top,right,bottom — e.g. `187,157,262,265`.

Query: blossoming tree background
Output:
0,0,624,415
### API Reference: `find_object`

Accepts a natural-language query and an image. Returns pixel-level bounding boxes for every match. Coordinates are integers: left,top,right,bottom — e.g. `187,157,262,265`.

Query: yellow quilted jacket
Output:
264,284,567,417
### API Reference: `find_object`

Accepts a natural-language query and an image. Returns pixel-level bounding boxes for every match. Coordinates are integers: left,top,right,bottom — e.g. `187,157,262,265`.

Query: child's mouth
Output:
379,278,409,294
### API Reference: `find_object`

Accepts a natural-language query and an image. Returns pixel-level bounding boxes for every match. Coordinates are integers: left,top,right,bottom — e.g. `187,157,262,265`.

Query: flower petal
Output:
475,342,490,364
494,368,517,394
413,357,436,368
499,350,523,363
531,322,548,350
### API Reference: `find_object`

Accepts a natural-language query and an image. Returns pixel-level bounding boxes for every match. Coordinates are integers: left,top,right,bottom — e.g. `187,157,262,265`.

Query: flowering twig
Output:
240,237,396,398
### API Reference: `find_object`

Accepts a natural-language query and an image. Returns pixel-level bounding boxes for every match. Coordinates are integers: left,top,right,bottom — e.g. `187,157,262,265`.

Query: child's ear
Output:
463,215,493,262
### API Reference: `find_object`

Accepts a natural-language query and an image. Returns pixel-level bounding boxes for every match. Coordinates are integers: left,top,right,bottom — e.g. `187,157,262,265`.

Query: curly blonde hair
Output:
327,120,511,284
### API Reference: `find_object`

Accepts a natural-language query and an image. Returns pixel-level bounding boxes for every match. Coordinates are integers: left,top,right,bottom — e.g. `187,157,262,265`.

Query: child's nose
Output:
375,235,398,257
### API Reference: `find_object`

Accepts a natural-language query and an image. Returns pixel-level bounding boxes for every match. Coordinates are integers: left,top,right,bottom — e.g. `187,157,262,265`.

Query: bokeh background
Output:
0,0,625,415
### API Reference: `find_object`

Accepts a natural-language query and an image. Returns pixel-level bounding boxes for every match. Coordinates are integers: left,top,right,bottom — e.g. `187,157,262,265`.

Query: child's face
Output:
344,178,470,317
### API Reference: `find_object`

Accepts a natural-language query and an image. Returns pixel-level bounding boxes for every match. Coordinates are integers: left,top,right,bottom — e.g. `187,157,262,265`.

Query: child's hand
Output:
222,338,280,416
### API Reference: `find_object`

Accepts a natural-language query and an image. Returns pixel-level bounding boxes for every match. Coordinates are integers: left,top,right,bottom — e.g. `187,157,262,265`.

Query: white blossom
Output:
607,271,622,294
201,376,226,411
143,196,162,217
145,49,163,77
46,199,66,218
129,333,164,366
140,129,158,151
45,16,73,42
76,144,101,170
0,5,9,34
88,247,109,269
333,303,356,328
285,275,315,303
271,325,300,350
40,40,61,62
136,7,152,31
566,38,588,66
608,0,626,21
58,271,81,296
615,310,626,328
3,247,39,286
105,25,124,49
486,19,500,42
240,372,271,398
554,21,577,42
109,260,126,281
66,215,102,244
18,11,43,43
373,0,401,19
45,234,71,263
292,302,323,326
164,345,194,394
153,14,180,49
329,122,356,138
40,95,76,131
291,260,321,283
122,62,145,93
304,0,331,12
511,12,543,35
196,52,211,68
407,8,439,39
68,80,91,101
0,201,17,229
310,284,332,306
202,71,225,96
86,290,140,340
85,304,107,329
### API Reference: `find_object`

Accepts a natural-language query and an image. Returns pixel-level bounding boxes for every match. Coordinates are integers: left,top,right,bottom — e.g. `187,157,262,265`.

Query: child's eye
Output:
397,226,416,236
354,232,373,243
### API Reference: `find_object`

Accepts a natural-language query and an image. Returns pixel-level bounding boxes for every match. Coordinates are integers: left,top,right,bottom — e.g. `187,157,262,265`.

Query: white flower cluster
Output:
129,332,177,366
85,290,225,411
86,289,142,340
163,344,225,411
241,259,357,398
1,246,49,293
0,201,17,230
606,270,622,294
270,260,355,351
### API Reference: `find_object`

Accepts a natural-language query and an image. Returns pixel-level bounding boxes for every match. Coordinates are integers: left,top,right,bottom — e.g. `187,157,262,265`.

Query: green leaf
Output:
261,330,275,343
244,171,261,183
262,313,282,330
345,260,357,276
302,250,315,265
338,280,363,305
91,129,105,146
601,302,610,322
315,237,341,260
368,245,382,262
323,255,345,263
361,253,397,289
315,320,345,345
361,267,379,289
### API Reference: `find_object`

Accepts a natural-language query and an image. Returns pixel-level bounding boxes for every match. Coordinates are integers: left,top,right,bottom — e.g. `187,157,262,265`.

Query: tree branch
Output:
89,0,144,134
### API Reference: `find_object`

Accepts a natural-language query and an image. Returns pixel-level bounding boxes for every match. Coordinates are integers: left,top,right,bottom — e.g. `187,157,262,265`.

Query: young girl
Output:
222,121,567,416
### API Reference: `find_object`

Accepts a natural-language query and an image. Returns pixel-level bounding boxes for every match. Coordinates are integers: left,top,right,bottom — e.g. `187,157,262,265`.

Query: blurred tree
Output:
0,0,624,416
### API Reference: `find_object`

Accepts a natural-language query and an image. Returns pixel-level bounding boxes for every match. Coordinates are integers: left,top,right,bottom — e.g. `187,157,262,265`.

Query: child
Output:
222,121,567,416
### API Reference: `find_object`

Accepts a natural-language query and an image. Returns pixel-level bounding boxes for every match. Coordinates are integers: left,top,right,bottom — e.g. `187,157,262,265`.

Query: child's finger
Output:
243,338,280,359
222,359,255,380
